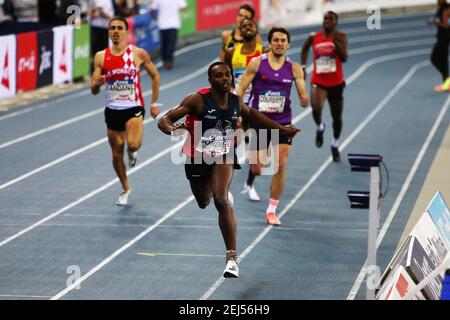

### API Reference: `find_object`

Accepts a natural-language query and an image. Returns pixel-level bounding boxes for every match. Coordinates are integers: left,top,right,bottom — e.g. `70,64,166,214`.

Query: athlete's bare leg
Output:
211,164,236,251
189,179,213,209
269,143,291,200
247,148,270,185
311,85,327,126
328,97,344,140
107,129,129,191
125,115,144,153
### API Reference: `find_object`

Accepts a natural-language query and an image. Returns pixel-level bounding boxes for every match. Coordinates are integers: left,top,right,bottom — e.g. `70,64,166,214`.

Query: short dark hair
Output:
208,61,229,78
267,27,290,43
239,4,255,19
109,16,129,30
326,11,338,23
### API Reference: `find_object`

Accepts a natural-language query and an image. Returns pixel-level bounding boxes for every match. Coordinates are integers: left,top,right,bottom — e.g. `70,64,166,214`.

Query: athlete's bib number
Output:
258,93,286,113
316,56,336,74
108,79,135,101
196,135,232,157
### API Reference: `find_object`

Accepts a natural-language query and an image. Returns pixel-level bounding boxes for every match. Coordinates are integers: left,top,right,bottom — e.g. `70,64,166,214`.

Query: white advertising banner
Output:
323,0,435,13
0,35,16,99
377,265,426,300
260,0,323,28
53,25,74,85
411,211,449,269
260,0,435,29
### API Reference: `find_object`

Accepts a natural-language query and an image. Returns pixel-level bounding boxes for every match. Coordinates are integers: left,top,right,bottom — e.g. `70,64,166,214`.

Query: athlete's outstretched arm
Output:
292,62,310,108
236,57,260,97
91,51,105,95
239,98,301,139
158,93,200,135
139,48,161,118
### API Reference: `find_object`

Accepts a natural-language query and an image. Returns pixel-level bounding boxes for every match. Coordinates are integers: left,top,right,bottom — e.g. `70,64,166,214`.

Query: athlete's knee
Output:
311,101,322,110
127,141,141,152
250,165,262,176
196,198,210,209
213,194,229,211
275,162,287,176
111,145,125,157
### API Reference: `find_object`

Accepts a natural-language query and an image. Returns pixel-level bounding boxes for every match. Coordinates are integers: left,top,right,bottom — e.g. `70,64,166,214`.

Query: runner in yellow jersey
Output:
225,18,265,201
225,18,264,104
219,4,263,61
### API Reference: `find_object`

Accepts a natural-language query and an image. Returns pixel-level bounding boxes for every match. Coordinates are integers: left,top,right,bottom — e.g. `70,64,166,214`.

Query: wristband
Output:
151,102,162,108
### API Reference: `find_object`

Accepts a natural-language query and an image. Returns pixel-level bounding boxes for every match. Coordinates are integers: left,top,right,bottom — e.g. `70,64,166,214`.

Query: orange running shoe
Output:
266,212,281,225
434,77,450,92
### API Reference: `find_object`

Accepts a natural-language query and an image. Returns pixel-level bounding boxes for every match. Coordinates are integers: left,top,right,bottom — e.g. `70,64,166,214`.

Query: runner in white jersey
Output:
91,17,161,206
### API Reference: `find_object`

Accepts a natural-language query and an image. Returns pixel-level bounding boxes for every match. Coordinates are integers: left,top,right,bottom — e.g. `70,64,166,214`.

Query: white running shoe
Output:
228,191,234,207
128,151,138,168
223,259,239,278
244,183,260,202
116,189,131,206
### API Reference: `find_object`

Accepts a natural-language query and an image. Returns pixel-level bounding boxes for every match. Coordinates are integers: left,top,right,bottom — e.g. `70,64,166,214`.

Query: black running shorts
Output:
312,82,346,101
104,106,145,132
249,126,293,151
184,154,241,181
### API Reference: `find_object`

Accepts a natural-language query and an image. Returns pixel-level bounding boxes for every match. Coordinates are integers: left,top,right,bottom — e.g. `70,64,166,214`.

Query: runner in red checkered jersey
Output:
91,17,161,206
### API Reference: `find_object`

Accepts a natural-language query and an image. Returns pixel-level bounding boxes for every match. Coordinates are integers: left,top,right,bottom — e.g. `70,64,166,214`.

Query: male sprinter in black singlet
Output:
158,62,300,278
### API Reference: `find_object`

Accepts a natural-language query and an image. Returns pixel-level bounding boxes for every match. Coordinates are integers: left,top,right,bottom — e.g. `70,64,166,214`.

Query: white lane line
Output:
0,109,103,150
0,108,173,192
0,44,430,192
200,60,430,300
0,107,34,121
0,28,429,149
137,252,223,258
0,294,51,299
0,140,184,249
50,195,195,300
46,54,428,301
346,90,450,300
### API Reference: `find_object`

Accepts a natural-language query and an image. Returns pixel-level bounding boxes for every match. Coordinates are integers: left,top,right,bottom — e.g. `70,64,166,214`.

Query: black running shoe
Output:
315,125,325,148
331,146,341,162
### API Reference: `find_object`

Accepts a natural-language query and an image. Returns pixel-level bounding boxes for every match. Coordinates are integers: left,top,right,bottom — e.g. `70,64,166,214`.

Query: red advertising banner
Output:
197,0,260,31
16,32,38,92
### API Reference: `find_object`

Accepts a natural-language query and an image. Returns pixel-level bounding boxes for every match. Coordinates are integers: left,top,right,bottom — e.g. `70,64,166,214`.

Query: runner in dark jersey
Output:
301,11,348,162
158,62,300,278
429,0,450,91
